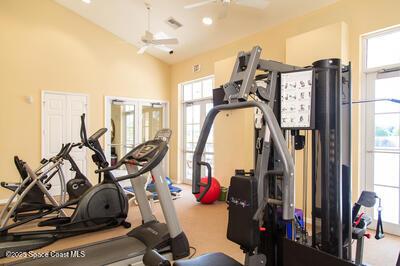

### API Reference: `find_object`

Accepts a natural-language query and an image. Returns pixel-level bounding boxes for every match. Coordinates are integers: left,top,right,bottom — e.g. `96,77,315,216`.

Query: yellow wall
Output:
286,22,349,65
170,0,400,204
0,0,170,199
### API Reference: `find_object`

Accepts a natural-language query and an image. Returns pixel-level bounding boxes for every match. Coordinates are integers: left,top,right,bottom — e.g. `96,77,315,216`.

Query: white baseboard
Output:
0,198,14,205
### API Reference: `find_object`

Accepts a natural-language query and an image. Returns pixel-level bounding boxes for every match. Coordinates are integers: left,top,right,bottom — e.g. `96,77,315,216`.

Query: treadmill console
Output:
154,129,172,142
129,129,172,161
132,144,158,160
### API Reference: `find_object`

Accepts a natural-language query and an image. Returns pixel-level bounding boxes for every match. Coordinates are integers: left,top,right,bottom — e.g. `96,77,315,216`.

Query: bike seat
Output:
174,252,242,266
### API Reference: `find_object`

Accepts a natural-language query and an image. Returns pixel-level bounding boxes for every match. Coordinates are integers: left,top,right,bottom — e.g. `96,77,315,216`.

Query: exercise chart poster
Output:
280,70,314,129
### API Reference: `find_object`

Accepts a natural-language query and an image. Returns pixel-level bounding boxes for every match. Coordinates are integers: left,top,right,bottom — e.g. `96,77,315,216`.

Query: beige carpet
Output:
1,185,399,265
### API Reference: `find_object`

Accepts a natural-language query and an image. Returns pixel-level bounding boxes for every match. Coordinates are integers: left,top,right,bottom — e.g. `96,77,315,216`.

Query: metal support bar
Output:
193,101,295,220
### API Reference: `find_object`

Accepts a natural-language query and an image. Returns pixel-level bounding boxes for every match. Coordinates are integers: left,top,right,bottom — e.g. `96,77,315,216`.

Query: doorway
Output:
41,91,88,195
104,96,168,185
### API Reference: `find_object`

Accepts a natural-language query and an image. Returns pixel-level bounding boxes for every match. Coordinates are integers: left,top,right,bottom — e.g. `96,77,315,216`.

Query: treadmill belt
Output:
6,236,147,266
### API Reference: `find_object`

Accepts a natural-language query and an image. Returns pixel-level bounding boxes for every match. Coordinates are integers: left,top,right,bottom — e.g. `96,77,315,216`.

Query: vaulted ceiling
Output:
55,0,338,64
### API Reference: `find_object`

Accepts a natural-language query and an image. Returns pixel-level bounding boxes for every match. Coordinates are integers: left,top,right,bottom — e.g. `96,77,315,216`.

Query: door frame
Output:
104,96,169,172
41,90,89,195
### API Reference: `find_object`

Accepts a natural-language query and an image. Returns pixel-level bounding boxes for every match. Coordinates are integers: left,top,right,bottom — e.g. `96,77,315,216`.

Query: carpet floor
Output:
1,185,399,265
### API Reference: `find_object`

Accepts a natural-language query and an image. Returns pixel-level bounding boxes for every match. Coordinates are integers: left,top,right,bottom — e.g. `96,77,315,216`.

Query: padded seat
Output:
174,252,242,266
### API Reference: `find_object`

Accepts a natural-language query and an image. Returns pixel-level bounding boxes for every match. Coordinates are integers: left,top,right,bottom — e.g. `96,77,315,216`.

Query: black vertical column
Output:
311,59,351,259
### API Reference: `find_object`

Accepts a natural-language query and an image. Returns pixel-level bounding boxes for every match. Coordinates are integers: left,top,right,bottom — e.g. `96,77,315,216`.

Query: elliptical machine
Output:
0,146,72,225
0,143,93,224
0,114,130,257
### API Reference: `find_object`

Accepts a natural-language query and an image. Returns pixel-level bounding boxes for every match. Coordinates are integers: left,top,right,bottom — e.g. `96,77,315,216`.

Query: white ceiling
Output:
54,0,338,64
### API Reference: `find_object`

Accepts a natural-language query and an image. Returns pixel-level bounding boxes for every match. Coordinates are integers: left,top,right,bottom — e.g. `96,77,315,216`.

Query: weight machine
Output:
188,46,383,266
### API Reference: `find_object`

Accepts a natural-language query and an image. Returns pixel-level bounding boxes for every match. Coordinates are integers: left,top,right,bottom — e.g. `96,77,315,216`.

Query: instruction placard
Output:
280,69,314,129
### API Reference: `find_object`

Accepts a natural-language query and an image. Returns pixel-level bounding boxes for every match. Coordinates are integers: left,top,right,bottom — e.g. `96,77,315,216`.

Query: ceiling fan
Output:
137,3,179,54
184,0,270,10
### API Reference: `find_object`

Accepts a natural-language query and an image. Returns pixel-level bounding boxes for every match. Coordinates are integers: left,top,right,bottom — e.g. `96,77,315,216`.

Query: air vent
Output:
193,64,201,73
165,17,183,29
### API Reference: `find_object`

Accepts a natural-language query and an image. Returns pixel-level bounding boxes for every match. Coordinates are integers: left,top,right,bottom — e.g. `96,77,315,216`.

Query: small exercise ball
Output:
195,177,221,204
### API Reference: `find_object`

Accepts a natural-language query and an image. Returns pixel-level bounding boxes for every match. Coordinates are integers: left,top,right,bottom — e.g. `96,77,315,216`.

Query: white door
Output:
42,92,88,195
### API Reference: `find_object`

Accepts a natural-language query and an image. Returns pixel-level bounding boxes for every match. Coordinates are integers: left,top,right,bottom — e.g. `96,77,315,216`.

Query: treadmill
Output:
7,129,190,266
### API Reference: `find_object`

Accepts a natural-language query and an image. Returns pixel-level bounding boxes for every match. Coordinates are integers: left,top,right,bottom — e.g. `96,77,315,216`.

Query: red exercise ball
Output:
195,177,221,204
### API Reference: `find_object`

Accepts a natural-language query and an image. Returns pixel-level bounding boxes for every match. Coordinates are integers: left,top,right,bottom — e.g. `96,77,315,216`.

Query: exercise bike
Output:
0,114,130,257
0,144,92,224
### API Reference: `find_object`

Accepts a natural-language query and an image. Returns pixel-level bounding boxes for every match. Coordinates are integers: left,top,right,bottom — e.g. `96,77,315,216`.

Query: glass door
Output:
107,98,167,178
365,71,400,235
181,76,214,184
182,100,214,184
141,103,164,142
110,101,138,167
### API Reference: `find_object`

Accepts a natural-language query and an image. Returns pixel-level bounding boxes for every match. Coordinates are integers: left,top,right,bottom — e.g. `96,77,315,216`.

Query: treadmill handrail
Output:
192,101,295,220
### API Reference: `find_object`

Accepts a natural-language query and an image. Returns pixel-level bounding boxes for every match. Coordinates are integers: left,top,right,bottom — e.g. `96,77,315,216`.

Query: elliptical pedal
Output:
38,217,72,227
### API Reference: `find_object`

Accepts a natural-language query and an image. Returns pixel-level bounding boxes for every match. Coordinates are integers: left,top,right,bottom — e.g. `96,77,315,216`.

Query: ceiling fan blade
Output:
235,0,270,9
184,0,217,9
155,45,173,53
151,38,179,45
137,45,149,54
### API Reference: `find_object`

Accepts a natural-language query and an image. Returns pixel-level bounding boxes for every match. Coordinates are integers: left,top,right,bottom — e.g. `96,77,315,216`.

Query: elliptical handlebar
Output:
89,128,107,142
80,114,89,146
79,113,108,168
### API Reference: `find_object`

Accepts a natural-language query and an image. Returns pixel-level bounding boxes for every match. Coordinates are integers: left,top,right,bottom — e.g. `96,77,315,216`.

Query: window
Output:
363,26,400,235
181,76,214,184
366,29,400,69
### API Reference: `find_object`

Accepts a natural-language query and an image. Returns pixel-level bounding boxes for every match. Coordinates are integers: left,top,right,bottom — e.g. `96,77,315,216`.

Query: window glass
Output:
367,29,400,68
193,82,202,99
193,105,200,124
183,84,193,101
374,114,399,149
374,153,399,187
375,77,400,113
185,106,193,124
374,185,399,224
203,78,213,97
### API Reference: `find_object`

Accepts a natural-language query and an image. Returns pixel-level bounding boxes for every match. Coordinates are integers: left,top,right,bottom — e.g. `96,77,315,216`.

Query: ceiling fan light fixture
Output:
81,0,91,4
202,17,213,26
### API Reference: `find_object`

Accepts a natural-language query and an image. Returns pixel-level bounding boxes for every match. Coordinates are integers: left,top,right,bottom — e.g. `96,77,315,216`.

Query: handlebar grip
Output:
196,161,212,202
80,114,88,144
88,128,107,142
